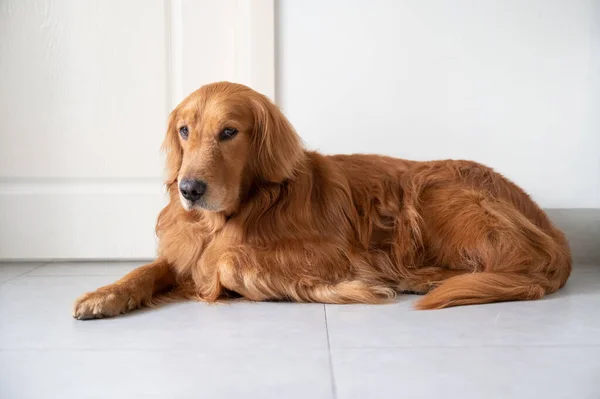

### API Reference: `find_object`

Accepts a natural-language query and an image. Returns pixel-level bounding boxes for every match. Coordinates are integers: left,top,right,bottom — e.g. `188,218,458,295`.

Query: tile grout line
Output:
324,304,338,399
0,261,52,286
21,261,53,276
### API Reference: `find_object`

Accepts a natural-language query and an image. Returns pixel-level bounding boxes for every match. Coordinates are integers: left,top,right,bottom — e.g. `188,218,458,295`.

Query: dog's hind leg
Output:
414,198,571,310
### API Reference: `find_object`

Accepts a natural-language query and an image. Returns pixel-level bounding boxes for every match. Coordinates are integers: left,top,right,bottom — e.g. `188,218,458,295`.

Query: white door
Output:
0,0,275,259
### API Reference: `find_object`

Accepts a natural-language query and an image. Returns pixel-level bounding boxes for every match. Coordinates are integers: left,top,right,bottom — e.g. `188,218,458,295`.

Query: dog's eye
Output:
179,126,189,139
219,127,238,141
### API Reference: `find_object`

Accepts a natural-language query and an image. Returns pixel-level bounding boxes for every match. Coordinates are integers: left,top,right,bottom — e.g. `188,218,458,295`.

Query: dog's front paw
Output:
72,288,140,320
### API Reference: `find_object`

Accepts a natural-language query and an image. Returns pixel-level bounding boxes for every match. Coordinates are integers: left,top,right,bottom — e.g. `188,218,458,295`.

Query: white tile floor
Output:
1,262,599,399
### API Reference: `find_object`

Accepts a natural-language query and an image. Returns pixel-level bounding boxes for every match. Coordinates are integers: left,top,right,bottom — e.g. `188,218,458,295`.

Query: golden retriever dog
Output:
73,82,571,319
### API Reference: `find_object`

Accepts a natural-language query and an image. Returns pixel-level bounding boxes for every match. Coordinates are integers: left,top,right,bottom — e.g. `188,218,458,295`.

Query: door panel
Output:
0,0,275,259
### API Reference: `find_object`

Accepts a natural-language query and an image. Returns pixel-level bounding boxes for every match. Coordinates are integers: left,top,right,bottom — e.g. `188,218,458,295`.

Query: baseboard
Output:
546,209,600,264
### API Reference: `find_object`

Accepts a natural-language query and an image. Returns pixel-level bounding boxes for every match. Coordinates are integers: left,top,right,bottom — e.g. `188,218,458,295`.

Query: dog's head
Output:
163,82,303,213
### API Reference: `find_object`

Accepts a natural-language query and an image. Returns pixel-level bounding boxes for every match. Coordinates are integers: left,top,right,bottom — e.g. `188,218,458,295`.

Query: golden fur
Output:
73,82,571,319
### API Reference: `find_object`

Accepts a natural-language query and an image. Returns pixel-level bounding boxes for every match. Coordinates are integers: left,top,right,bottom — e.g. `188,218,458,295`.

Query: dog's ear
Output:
250,93,304,183
161,109,182,186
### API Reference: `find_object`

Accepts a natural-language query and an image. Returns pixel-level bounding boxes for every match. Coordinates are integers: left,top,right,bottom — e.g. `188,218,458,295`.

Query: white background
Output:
277,0,599,208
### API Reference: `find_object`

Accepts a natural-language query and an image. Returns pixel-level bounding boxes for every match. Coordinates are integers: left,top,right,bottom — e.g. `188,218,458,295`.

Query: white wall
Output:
277,0,600,208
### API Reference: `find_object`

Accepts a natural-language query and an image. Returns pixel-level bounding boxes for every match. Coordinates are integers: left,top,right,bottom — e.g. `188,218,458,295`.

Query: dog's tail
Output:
415,258,572,309
415,272,551,309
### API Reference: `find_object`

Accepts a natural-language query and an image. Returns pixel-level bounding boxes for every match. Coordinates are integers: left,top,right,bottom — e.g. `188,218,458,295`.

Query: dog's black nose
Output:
179,179,207,202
